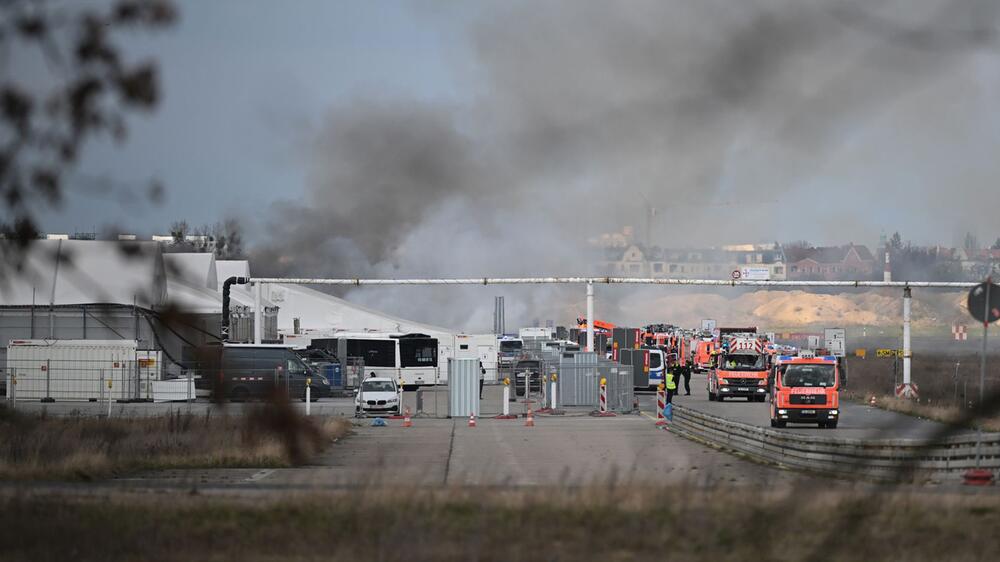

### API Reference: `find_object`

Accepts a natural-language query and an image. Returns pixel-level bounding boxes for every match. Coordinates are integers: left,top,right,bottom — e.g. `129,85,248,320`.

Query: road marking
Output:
245,469,275,483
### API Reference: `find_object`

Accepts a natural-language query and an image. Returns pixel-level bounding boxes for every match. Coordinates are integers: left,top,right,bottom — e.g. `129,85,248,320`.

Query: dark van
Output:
196,344,324,402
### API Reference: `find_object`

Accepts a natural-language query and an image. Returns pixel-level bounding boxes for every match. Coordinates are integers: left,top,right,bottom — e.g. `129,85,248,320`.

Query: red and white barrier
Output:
655,384,667,426
593,377,616,417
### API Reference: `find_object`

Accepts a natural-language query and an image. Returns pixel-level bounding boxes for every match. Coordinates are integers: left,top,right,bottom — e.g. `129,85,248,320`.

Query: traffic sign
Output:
953,324,968,341
740,267,771,281
967,281,1000,324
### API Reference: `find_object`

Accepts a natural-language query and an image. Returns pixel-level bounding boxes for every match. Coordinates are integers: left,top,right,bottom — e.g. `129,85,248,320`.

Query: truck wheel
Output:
773,419,786,428
818,421,827,428
827,421,838,429
717,395,724,402
708,392,716,401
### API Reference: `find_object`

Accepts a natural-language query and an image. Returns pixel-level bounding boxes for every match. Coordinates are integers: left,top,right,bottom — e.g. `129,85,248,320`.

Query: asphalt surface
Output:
110,414,805,491
640,372,975,440
5,384,562,420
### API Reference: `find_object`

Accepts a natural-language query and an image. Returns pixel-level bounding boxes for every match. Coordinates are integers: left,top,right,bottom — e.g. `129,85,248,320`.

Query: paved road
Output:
5,384,522,419
110,414,804,490
639,372,974,440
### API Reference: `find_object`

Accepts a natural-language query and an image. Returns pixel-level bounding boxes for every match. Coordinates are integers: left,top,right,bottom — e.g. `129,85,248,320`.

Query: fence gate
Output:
557,352,600,407
601,361,635,413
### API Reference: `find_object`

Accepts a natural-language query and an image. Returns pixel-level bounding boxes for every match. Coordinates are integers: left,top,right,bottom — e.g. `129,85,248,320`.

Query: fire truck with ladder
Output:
707,334,769,402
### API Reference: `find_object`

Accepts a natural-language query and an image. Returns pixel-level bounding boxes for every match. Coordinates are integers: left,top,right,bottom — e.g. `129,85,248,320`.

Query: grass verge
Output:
1,487,1000,561
847,393,1000,432
0,405,351,480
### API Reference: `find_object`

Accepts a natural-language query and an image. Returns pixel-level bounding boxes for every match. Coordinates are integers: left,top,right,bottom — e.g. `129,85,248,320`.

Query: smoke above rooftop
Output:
251,0,1000,331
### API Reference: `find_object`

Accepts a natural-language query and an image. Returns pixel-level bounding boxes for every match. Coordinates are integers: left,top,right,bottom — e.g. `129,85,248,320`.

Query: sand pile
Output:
615,290,967,328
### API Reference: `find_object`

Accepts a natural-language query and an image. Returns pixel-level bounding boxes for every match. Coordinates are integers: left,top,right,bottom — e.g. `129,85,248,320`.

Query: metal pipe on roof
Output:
248,277,976,288
221,276,249,342
253,282,262,345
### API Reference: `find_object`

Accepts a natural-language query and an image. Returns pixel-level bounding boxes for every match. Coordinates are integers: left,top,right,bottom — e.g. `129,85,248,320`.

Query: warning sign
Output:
876,349,903,358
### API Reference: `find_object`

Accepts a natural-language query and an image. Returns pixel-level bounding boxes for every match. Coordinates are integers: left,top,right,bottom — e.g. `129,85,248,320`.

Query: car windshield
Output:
649,353,662,369
361,380,396,393
782,364,836,387
500,341,523,352
721,354,766,371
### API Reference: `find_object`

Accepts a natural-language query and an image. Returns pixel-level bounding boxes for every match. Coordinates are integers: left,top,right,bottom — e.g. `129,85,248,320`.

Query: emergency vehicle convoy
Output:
707,330,770,402
769,353,840,428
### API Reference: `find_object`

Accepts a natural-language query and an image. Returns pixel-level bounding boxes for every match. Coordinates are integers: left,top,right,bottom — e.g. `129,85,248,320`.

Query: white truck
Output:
519,327,554,340
452,334,499,382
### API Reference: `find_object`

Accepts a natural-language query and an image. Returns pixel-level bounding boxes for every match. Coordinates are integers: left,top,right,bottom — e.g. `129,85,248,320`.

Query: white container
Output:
6,339,139,401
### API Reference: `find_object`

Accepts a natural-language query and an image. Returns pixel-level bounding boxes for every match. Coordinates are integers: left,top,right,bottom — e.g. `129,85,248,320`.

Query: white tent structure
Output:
163,253,222,315
0,241,219,373
0,239,166,308
1,244,469,377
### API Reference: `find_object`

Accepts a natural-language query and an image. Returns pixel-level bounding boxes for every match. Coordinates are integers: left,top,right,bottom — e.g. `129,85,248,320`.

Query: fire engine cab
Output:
769,354,840,428
708,336,769,402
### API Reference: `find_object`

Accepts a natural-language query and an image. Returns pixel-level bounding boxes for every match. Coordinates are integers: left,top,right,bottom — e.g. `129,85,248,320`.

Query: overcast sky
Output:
43,1,474,236
32,0,1000,252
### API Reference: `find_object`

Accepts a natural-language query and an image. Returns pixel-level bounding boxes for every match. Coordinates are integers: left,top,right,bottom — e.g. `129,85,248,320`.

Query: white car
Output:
354,377,401,417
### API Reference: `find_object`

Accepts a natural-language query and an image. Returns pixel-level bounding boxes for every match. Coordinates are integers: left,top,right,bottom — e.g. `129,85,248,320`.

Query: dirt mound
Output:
616,290,967,328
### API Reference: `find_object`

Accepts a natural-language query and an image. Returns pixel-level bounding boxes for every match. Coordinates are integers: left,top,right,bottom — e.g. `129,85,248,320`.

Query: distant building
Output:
602,243,787,280
785,244,876,280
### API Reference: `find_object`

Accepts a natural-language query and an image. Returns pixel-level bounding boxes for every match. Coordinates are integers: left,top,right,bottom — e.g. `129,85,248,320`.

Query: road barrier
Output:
497,378,517,419
668,404,1000,481
655,385,667,426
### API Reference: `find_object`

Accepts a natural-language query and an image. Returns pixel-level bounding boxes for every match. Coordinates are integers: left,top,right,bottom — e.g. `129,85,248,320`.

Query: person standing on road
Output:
680,365,692,396
479,360,485,399
665,368,677,404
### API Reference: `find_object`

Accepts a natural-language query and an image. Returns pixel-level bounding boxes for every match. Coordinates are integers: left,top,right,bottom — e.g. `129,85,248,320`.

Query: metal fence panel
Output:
602,361,635,413
558,352,600,407
448,358,480,418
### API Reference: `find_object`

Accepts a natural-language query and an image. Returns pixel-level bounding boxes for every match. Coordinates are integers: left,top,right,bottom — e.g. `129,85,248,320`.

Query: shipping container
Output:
5,339,139,401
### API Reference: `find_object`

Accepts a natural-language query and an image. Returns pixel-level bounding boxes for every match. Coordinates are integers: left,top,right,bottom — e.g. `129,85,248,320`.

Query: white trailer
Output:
452,334,499,382
5,339,141,402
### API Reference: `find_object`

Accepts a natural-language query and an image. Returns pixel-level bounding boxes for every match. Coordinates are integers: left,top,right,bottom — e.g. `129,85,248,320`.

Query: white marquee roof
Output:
0,240,166,308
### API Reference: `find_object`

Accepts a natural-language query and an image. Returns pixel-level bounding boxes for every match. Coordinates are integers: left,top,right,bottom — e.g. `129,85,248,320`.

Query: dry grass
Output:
855,395,1000,432
0,405,351,481
845,353,1000,432
2,486,1000,561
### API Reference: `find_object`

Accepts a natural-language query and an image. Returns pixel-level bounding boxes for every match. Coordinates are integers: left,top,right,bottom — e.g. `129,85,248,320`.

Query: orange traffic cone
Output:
468,414,477,428
525,408,535,427
402,407,413,428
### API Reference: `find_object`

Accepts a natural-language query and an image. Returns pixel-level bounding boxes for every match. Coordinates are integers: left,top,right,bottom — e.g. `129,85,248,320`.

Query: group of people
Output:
663,367,692,404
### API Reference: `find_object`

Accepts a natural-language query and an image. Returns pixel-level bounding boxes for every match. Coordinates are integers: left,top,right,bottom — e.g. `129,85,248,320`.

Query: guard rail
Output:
669,405,1000,481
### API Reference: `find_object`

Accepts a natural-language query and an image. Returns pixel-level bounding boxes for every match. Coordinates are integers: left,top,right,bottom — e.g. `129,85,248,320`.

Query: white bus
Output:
310,333,439,390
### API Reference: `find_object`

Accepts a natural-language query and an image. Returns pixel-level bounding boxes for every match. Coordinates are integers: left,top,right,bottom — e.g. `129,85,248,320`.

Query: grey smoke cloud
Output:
252,0,1000,330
